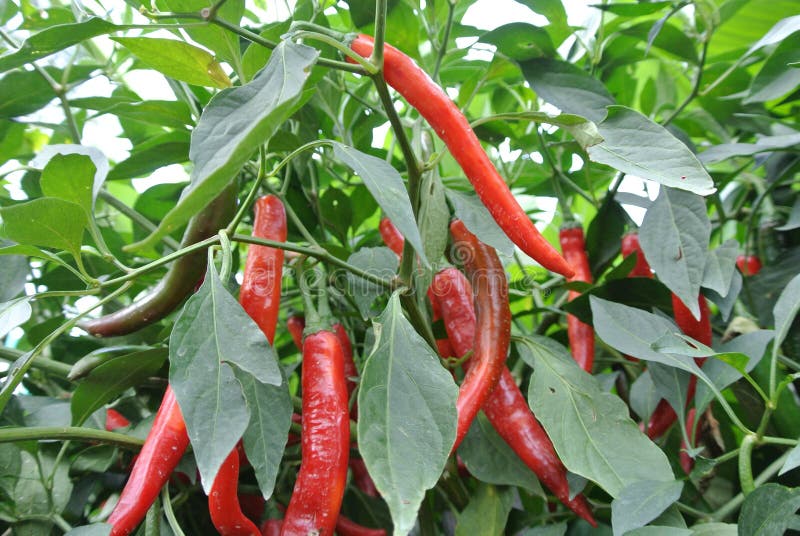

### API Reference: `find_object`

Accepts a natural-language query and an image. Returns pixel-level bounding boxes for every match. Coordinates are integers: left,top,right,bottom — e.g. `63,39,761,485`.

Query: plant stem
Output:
712,449,790,521
662,36,709,126
432,0,455,82
738,434,756,496
371,0,388,69
0,347,71,377
0,426,144,450
162,486,188,536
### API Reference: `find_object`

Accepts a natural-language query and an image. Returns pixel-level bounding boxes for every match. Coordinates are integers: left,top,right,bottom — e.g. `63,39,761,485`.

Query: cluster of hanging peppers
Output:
78,31,749,535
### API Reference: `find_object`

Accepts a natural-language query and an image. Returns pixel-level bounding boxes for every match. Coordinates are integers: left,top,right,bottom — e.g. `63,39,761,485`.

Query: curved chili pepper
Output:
645,295,711,440
80,183,238,337
559,225,594,373
108,387,190,536
432,265,596,525
378,217,404,257
348,35,574,279
105,409,130,431
260,519,282,536
281,330,350,536
349,457,378,497
287,315,305,351
335,515,387,536
621,232,652,277
447,220,511,451
209,195,287,536
736,254,762,276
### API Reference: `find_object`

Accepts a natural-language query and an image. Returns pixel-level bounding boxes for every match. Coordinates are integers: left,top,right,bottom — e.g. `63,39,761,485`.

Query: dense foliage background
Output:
1,0,800,534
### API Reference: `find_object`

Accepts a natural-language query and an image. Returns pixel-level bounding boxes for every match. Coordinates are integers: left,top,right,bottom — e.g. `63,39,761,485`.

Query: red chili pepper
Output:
287,315,305,351
349,457,379,497
260,519,282,536
433,265,596,526
348,35,574,279
209,195,287,536
559,226,595,373
680,408,698,475
108,387,190,536
621,232,652,277
736,254,762,276
105,409,130,431
238,492,266,523
335,515,387,536
645,295,711,440
447,220,511,451
281,330,350,536
378,217,404,257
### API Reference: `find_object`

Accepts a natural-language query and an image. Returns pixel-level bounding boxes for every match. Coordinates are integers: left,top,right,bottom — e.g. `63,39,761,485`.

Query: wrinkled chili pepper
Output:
446,220,511,451
209,195,286,536
108,387,189,536
736,254,762,276
348,35,574,278
81,183,237,337
646,295,711,440
559,225,594,373
432,264,596,525
281,330,350,535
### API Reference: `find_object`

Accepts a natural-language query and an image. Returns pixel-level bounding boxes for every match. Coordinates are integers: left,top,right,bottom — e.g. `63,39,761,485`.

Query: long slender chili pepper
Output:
80,183,237,337
433,263,596,525
620,232,653,363
335,515,387,536
447,220,511,451
559,225,594,373
209,195,287,536
646,295,711,440
281,330,350,536
108,387,189,536
348,35,574,278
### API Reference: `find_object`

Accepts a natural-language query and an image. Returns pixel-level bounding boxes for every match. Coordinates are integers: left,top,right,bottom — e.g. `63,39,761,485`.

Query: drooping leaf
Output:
520,335,674,498
129,40,319,251
455,483,514,536
702,240,739,298
357,292,458,535
611,480,683,536
446,190,514,257
0,198,88,264
588,107,715,196
744,30,800,103
640,187,711,319
112,37,231,89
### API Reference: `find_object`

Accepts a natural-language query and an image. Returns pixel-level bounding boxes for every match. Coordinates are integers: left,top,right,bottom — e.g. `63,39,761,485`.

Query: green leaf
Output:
0,198,87,263
701,240,738,298
70,349,167,426
0,252,28,302
699,133,800,164
648,363,691,420
521,58,615,123
779,444,800,476
40,154,96,220
446,190,514,257
418,174,449,266
480,23,556,61
639,187,711,319
239,373,292,499
112,37,231,89
738,484,800,536
520,335,674,498
745,15,800,56
169,262,282,491
0,244,83,274
357,292,458,535
744,31,800,103
458,412,543,494
346,247,399,319
688,523,737,535
107,141,190,181
0,18,117,73
591,2,672,17
129,40,318,251
333,142,428,266
0,298,31,340
31,145,109,203
611,480,683,536
455,483,514,536
0,66,97,118
589,296,703,377
776,199,800,231
80,100,193,130
630,371,661,422
772,273,800,352
588,107,715,196
64,524,112,535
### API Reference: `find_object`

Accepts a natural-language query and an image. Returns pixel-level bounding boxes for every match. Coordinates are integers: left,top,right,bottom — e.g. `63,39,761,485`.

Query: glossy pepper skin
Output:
281,331,350,536
559,226,595,372
335,515,387,536
348,35,574,279
209,195,286,536
105,409,130,431
621,232,652,278
108,387,190,536
646,295,711,440
80,183,237,337
736,255,762,276
433,268,596,526
447,220,511,451
378,217,404,257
